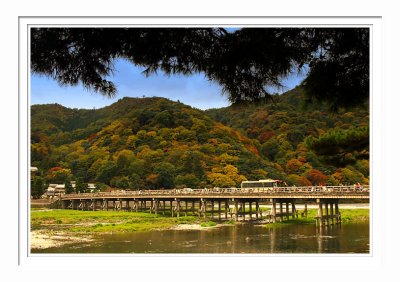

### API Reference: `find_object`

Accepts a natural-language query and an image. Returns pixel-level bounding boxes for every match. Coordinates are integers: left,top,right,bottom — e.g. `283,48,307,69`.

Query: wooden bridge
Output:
59,185,370,227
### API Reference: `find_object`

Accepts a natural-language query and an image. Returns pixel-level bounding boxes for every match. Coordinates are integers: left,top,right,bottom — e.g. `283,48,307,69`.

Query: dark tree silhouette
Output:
31,28,369,109
305,126,369,166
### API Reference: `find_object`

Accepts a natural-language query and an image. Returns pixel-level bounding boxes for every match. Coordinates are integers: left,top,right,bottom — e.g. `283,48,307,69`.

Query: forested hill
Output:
31,90,369,191
206,87,369,186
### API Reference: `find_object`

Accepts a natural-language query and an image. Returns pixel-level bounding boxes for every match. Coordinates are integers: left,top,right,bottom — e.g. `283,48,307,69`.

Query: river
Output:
32,222,369,254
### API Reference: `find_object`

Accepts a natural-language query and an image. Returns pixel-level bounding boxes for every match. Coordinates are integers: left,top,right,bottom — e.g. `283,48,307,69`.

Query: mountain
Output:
31,97,277,189
31,90,369,190
206,86,369,186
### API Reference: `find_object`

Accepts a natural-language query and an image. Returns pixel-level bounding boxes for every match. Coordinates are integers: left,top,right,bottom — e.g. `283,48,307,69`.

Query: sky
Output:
31,58,307,110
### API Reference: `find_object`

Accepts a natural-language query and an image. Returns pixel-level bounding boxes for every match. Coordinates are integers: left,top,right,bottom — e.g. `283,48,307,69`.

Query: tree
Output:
31,176,45,199
175,174,201,188
305,126,369,166
329,167,366,185
207,172,236,188
95,161,117,185
75,178,88,193
153,162,176,189
261,138,280,161
112,176,131,189
31,28,369,109
285,159,303,174
46,167,72,183
130,173,145,190
305,169,329,185
286,174,312,187
64,178,74,194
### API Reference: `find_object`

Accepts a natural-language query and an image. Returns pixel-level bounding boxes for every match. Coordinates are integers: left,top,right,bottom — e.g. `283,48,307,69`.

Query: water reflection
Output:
32,222,369,254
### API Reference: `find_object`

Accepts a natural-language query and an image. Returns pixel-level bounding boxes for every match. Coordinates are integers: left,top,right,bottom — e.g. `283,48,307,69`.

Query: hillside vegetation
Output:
31,88,369,192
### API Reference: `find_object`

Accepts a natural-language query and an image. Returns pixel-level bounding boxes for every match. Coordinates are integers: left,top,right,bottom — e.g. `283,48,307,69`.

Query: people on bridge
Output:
354,182,362,191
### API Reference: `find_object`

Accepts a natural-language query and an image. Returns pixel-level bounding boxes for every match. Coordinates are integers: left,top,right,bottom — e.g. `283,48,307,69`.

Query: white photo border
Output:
17,16,383,279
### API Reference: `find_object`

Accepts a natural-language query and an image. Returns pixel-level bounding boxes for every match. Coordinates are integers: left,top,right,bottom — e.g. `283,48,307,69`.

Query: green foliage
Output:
153,162,176,189
31,176,45,199
75,178,88,193
31,209,198,233
47,167,72,183
64,178,74,194
305,126,369,166
32,28,369,109
95,161,117,185
200,221,217,227
261,138,280,161
175,174,201,188
330,167,366,186
31,93,369,188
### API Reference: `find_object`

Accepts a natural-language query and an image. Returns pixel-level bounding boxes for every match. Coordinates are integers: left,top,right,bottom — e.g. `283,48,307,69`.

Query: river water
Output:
33,222,369,254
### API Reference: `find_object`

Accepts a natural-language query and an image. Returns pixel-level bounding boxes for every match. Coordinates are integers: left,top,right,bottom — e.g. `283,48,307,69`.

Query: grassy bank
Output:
31,208,369,234
31,209,200,234
265,209,369,227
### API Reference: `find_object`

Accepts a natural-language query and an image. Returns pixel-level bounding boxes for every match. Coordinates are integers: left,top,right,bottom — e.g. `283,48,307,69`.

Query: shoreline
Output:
30,230,94,250
30,206,369,251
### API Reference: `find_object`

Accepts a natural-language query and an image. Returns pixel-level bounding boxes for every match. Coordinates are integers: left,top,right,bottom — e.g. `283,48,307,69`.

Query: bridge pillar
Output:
175,199,181,218
325,203,329,225
199,199,206,218
142,200,146,212
249,201,252,221
218,200,221,221
272,199,277,223
225,200,229,219
292,202,297,219
255,201,259,220
242,202,246,221
286,202,289,221
234,200,239,221
316,199,323,227
134,199,139,212
163,200,166,215
316,199,341,227
150,200,153,214
211,200,214,219
302,203,308,218
335,201,341,224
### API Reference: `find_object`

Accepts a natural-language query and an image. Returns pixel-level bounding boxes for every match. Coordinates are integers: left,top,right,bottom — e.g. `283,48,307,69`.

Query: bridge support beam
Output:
315,199,341,227
234,200,239,221
272,199,277,223
272,199,296,223
225,200,229,219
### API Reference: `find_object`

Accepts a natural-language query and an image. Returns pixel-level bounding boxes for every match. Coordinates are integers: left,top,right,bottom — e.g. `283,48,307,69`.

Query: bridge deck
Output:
61,186,370,201
58,186,369,226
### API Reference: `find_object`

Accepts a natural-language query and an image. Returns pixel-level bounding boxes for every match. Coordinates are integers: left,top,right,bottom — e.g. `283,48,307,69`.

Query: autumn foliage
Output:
31,88,369,189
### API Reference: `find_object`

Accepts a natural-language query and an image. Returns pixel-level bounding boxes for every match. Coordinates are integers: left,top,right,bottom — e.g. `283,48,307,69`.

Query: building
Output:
46,182,97,197
46,184,65,196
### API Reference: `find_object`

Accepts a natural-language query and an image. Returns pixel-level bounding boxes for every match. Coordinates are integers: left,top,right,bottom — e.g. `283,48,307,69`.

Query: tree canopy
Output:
31,92,370,190
31,27,369,110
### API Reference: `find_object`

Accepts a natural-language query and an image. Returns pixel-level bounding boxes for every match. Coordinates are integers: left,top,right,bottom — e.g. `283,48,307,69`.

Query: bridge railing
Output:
61,185,370,199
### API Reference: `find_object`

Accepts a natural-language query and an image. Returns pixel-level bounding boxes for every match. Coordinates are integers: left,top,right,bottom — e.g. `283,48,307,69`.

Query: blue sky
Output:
31,59,306,110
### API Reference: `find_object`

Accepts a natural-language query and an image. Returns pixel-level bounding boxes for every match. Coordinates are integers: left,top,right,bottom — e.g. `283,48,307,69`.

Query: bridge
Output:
59,185,370,227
